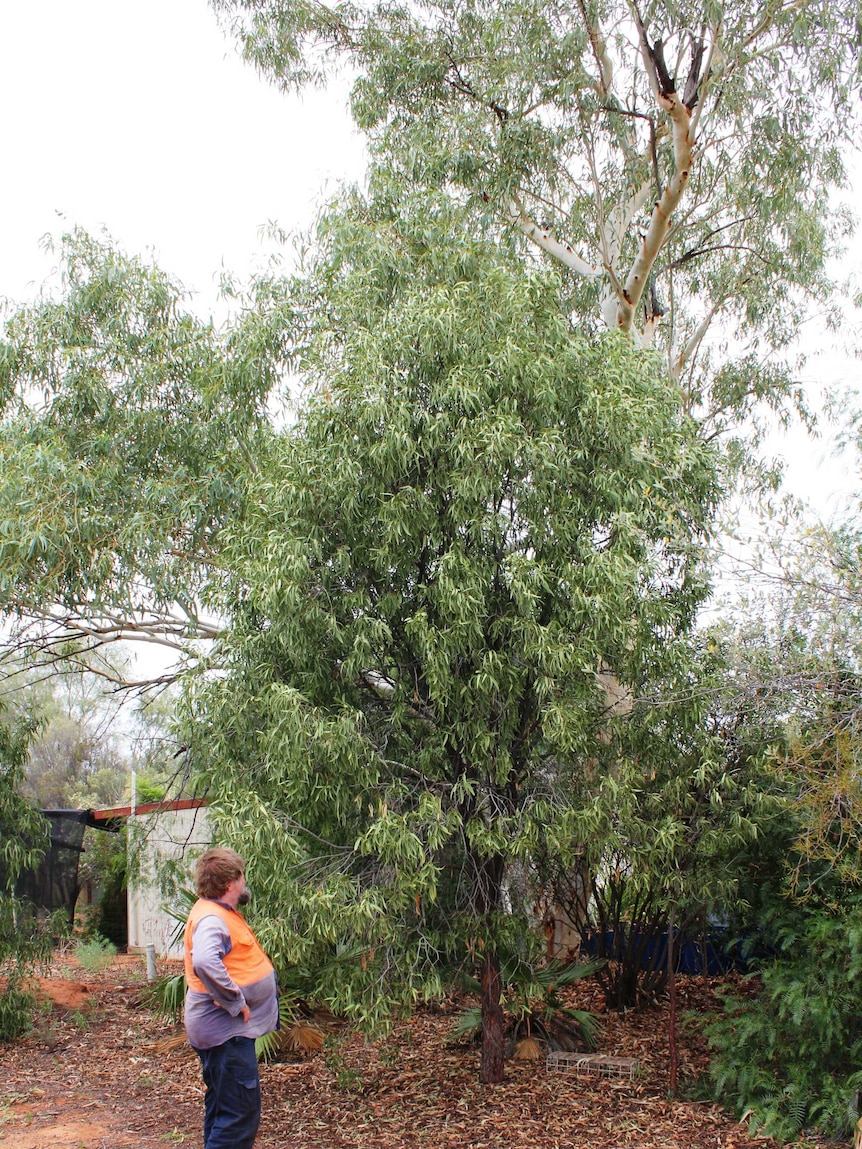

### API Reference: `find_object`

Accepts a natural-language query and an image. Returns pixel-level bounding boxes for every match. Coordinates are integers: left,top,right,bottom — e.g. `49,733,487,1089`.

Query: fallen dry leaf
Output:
0,959,826,1149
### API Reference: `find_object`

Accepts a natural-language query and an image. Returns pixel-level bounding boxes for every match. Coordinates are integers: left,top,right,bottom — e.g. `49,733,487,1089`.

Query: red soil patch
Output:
0,976,92,1010
30,977,93,1010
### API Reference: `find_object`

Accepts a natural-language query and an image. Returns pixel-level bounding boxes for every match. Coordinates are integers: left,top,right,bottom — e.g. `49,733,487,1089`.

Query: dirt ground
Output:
0,956,830,1149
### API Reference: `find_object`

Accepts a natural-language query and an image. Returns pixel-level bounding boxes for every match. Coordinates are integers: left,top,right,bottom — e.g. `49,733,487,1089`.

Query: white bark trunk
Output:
615,93,693,332
511,195,601,279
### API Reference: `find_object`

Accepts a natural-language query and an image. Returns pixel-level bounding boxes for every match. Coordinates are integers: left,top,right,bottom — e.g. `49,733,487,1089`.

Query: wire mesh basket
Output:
546,1052,640,1080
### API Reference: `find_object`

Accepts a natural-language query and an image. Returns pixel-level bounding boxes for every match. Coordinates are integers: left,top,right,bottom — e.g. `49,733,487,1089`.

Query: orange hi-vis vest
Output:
184,899,275,993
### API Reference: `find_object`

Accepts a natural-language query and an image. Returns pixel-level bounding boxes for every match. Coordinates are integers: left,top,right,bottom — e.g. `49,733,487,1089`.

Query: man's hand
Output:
212,999,251,1022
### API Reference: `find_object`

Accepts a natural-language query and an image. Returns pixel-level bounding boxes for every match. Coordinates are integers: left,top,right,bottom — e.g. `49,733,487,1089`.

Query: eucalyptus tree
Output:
184,191,720,1082
0,230,281,684
214,0,861,448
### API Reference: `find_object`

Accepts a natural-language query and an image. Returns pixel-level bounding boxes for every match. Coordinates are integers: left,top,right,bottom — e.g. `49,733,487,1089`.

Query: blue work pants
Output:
195,1035,261,1149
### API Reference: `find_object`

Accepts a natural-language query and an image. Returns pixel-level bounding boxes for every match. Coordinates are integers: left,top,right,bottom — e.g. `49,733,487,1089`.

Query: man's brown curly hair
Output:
195,847,245,900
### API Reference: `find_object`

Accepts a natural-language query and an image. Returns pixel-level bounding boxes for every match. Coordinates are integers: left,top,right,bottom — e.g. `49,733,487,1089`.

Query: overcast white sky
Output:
0,0,365,312
1,0,859,515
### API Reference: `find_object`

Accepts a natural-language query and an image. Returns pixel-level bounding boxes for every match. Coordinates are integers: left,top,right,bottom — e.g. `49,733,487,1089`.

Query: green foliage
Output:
135,777,167,803
182,186,719,1040
254,994,328,1062
0,711,46,882
214,0,861,451
546,634,778,1008
147,972,187,1023
80,828,128,949
708,516,862,892
1,661,183,828
79,825,127,898
0,229,276,671
706,894,862,1141
254,997,286,1063
0,707,53,1040
4,0,857,1084
20,710,124,809
0,972,37,1042
74,933,117,972
695,512,862,1140
454,954,604,1054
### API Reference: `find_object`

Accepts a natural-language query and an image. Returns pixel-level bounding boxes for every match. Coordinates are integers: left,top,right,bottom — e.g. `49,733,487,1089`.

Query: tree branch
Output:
615,91,694,332
510,193,602,279
672,301,722,384
575,0,614,97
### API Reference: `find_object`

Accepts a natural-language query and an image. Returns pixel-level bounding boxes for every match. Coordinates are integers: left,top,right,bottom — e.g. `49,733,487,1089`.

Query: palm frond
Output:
513,1036,544,1060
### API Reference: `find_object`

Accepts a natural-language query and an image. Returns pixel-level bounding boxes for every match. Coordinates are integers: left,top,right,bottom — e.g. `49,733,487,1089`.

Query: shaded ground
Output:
0,956,823,1149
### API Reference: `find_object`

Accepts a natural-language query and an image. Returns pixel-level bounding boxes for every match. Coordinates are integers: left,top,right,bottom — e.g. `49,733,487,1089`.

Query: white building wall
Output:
127,805,211,958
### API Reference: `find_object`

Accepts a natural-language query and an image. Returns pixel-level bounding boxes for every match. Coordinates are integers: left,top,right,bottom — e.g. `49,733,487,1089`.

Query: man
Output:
184,847,279,1149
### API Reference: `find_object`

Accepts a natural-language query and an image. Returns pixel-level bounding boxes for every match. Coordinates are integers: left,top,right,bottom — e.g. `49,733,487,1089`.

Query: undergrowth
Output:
706,900,862,1141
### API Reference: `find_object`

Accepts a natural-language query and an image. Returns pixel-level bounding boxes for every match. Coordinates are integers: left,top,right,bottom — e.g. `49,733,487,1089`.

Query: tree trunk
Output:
471,847,506,1084
667,909,678,1097
480,947,505,1084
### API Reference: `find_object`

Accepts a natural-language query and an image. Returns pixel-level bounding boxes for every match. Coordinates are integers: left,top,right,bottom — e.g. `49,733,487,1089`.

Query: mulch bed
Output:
0,959,825,1149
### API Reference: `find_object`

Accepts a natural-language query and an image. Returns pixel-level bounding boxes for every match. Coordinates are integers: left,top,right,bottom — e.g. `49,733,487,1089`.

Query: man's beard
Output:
237,889,251,906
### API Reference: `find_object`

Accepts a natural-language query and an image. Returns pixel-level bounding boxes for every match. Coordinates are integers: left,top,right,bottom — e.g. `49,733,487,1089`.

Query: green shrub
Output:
0,970,37,1041
0,712,55,1041
74,934,117,972
453,954,604,1056
78,827,128,949
706,897,862,1141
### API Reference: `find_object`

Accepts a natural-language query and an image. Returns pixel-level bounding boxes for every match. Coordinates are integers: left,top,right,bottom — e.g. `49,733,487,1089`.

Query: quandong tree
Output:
187,0,861,1080
182,194,721,1082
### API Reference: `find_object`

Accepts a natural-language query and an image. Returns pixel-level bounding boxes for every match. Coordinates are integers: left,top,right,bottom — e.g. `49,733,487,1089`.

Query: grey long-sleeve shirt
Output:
183,905,278,1050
